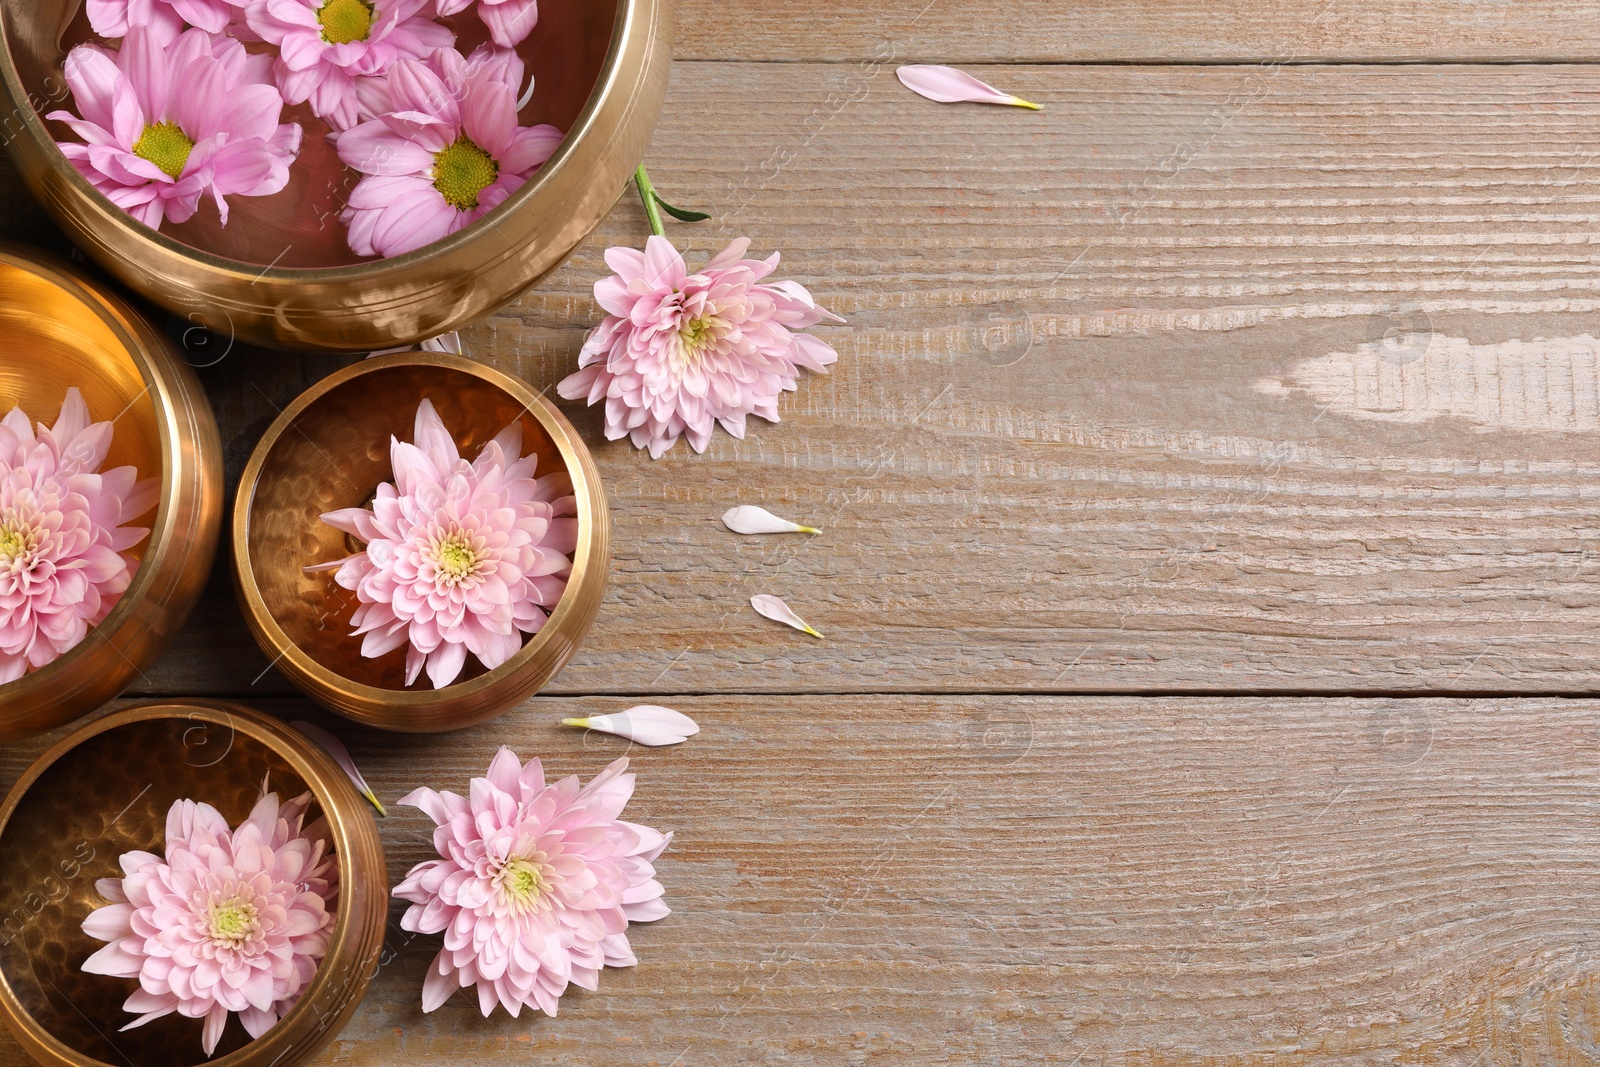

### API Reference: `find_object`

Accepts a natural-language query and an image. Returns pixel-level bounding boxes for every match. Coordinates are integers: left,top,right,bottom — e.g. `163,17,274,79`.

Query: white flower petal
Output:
721,505,820,536
750,594,823,639
895,64,1043,110
291,720,387,816
420,331,465,354
562,705,700,747
368,331,464,358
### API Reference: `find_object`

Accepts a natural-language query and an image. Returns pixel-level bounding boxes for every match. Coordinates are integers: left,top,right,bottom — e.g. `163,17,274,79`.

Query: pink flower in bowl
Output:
435,0,539,48
80,789,338,1056
313,399,577,689
246,0,454,131
334,45,563,257
0,388,158,682
47,26,302,230
87,0,243,41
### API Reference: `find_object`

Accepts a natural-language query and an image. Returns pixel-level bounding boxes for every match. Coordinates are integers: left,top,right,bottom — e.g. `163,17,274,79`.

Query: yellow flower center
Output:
317,0,374,44
497,858,545,906
672,313,724,371
0,526,30,561
679,316,714,351
131,121,193,180
0,509,41,569
432,136,499,211
207,897,258,943
432,531,481,583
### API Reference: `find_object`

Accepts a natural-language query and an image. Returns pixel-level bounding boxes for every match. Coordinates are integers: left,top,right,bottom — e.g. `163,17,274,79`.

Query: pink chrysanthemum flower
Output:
556,236,845,458
335,46,563,257
245,0,453,131
87,0,243,41
81,789,338,1057
435,0,538,48
394,749,672,1017
0,388,158,683
313,399,577,689
47,26,302,231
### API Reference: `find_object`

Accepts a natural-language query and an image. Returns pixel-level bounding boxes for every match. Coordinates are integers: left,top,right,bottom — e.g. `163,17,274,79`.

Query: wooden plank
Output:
3,695,1599,1064
672,0,1600,64
98,61,1600,697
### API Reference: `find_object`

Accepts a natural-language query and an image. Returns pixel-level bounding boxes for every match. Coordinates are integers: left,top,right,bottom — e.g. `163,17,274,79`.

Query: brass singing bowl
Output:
0,0,673,352
0,701,389,1067
232,352,609,732
0,245,222,743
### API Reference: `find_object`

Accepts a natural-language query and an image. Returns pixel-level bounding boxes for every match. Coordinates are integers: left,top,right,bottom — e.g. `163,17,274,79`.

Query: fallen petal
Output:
562,705,700,747
419,332,465,354
896,64,1042,110
291,720,387,816
750,594,823,639
369,331,465,358
721,505,820,536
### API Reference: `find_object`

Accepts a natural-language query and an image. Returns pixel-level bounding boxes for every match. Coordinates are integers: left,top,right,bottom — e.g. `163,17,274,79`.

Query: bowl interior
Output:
244,361,576,691
0,257,161,572
3,0,620,268
0,716,323,1066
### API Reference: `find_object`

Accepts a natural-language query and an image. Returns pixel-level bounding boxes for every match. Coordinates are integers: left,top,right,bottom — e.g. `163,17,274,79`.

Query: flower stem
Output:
634,164,666,237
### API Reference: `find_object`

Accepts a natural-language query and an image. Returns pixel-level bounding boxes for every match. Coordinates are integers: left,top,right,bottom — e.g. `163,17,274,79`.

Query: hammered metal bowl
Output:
0,245,222,743
232,352,609,732
0,0,672,351
0,701,388,1067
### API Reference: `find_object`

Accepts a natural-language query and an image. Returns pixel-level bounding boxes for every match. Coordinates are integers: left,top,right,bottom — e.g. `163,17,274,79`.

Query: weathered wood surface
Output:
5,696,1600,1066
673,0,1600,64
6,14,1600,1065
117,61,1600,698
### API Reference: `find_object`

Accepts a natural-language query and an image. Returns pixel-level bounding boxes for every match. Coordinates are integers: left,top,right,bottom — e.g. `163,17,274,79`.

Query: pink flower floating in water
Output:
0,388,158,683
47,26,302,230
247,0,454,131
394,749,671,1017
81,789,338,1057
335,45,563,257
557,236,844,457
313,399,576,689
435,0,539,48
87,0,241,41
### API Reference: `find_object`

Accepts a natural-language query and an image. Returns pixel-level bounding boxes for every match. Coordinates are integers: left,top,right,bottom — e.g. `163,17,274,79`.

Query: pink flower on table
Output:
335,46,563,257
246,0,454,131
557,236,844,458
314,399,577,689
0,388,157,683
80,790,338,1057
435,0,538,48
394,749,671,1017
47,26,302,230
87,0,243,41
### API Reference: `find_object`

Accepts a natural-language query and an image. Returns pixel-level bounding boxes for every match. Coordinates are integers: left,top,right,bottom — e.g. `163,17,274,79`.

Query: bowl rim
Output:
0,0,636,279
232,351,605,709
0,244,182,703
0,700,386,1067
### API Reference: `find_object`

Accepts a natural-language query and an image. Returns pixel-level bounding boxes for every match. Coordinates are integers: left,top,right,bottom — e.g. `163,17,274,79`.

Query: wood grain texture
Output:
3,11,1598,1067
4,696,1600,1066
671,0,1600,64
121,61,1600,697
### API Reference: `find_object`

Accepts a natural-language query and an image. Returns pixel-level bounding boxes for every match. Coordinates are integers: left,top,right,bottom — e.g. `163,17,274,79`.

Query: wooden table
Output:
6,2,1600,1062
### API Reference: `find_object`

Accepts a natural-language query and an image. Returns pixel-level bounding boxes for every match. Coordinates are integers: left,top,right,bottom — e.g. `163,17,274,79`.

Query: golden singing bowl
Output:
232,352,609,732
0,0,673,352
0,245,222,743
0,700,389,1067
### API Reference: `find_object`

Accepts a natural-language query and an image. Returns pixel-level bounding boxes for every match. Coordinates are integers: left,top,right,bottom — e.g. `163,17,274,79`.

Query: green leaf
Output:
651,191,711,223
